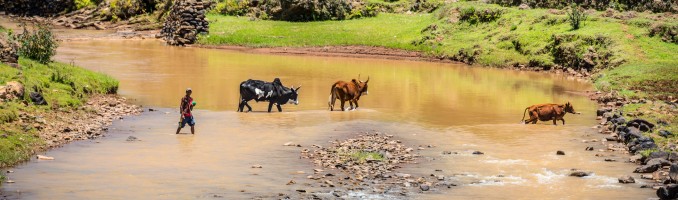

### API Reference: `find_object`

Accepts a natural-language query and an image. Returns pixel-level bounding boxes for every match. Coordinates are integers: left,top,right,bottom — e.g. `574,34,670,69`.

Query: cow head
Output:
355,75,370,95
563,102,580,114
284,85,301,105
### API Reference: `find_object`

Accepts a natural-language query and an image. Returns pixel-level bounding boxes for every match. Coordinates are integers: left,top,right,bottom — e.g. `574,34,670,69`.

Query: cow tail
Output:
521,107,529,123
328,84,334,110
237,85,243,111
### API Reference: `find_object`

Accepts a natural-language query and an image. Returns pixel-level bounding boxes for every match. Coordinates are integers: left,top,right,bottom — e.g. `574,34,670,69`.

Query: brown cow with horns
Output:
521,102,581,125
328,75,369,111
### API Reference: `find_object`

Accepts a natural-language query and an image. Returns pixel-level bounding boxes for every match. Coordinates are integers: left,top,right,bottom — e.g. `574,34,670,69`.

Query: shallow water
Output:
1,39,656,199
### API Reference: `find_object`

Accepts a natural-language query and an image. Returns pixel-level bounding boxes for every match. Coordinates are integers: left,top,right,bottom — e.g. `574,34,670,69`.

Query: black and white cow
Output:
238,79,301,112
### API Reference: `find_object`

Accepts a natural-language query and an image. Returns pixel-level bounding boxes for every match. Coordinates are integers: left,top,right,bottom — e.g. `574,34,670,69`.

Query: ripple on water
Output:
535,168,566,184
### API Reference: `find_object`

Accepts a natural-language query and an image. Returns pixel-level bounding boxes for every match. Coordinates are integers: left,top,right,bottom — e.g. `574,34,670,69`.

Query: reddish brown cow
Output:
521,102,580,125
328,76,369,111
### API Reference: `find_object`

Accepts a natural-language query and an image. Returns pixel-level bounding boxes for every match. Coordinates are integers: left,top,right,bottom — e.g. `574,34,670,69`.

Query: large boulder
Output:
0,81,24,101
657,184,678,200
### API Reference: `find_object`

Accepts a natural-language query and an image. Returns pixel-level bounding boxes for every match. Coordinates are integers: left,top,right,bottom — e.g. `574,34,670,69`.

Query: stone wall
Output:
161,0,213,46
0,33,19,64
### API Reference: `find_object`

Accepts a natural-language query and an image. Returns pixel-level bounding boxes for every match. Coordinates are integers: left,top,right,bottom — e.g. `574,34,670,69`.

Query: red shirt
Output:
180,96,193,117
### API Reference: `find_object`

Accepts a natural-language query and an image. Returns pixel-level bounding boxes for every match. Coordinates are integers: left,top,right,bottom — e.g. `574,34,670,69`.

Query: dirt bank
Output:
31,95,142,150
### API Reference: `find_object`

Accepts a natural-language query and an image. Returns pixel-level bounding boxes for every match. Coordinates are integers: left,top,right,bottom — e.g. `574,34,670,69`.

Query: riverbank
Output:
0,58,140,169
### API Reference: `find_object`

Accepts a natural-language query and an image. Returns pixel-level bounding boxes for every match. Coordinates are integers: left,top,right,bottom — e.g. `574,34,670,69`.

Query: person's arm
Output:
180,98,186,117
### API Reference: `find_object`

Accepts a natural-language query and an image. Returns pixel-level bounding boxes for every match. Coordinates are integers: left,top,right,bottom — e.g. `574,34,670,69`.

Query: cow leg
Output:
268,102,274,113
561,118,565,125
552,117,557,126
244,101,252,112
349,101,354,110
238,100,245,112
340,100,346,111
276,104,282,112
353,100,359,110
530,111,539,124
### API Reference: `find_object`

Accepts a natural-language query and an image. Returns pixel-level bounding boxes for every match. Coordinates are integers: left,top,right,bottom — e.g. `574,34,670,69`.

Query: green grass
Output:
350,151,385,163
200,13,432,50
0,58,119,167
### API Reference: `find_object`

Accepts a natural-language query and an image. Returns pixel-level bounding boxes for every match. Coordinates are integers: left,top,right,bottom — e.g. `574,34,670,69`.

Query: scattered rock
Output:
556,150,565,155
126,136,138,142
251,165,262,168
585,146,594,151
420,184,430,191
286,180,296,185
0,81,24,101
670,164,678,182
619,175,636,183
36,155,54,160
656,184,678,200
472,151,484,155
5,180,15,183
569,169,592,177
442,151,452,155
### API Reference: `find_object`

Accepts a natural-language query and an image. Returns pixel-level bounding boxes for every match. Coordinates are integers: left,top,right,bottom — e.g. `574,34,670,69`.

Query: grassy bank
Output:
0,58,118,168
201,1,677,148
200,2,676,96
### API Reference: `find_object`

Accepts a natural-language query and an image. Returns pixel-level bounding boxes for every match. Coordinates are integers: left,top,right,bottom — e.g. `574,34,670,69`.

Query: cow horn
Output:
366,76,370,83
296,84,302,90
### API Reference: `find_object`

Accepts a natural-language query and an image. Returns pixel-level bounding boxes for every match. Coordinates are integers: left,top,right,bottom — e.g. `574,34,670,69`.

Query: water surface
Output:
1,39,655,199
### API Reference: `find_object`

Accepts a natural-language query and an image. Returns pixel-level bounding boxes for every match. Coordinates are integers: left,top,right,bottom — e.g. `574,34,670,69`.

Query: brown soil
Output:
195,45,452,63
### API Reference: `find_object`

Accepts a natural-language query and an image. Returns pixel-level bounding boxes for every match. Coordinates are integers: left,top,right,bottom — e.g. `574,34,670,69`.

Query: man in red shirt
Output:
176,88,195,134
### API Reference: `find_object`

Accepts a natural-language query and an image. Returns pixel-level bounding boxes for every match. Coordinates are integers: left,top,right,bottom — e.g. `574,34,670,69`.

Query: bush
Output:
215,0,250,16
74,0,96,9
459,6,504,25
221,0,377,21
486,0,676,13
649,23,677,44
13,24,59,64
567,5,587,30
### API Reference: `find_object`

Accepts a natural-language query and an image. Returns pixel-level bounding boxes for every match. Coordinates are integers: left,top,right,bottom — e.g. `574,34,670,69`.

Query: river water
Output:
1,39,655,199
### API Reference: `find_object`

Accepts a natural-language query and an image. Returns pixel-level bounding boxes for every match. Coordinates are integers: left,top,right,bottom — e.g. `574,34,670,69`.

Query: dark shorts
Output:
179,116,195,128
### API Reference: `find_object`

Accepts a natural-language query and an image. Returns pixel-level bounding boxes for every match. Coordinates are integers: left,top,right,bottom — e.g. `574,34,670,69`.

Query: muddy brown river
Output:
1,39,656,199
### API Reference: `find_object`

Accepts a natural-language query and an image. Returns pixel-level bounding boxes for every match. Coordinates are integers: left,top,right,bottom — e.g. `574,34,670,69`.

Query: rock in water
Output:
472,151,484,155
670,164,678,182
618,175,635,183
656,184,678,200
36,155,54,160
556,150,565,155
420,184,430,191
569,170,592,177
126,136,138,142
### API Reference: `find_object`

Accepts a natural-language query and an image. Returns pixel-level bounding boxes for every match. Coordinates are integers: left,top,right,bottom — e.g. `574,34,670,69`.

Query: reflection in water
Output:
0,40,655,199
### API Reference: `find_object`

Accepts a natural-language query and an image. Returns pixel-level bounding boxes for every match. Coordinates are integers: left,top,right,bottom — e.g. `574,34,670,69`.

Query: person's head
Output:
185,88,192,96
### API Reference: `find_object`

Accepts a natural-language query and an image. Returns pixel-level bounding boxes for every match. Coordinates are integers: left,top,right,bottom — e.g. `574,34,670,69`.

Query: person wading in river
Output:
176,88,196,134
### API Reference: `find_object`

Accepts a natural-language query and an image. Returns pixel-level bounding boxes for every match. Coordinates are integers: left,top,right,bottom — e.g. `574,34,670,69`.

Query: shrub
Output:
216,0,250,16
567,5,587,30
75,0,95,9
13,24,59,64
459,6,504,25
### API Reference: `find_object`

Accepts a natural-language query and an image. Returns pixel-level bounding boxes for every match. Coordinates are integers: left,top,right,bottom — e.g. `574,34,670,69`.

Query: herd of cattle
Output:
238,75,370,113
237,75,579,125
